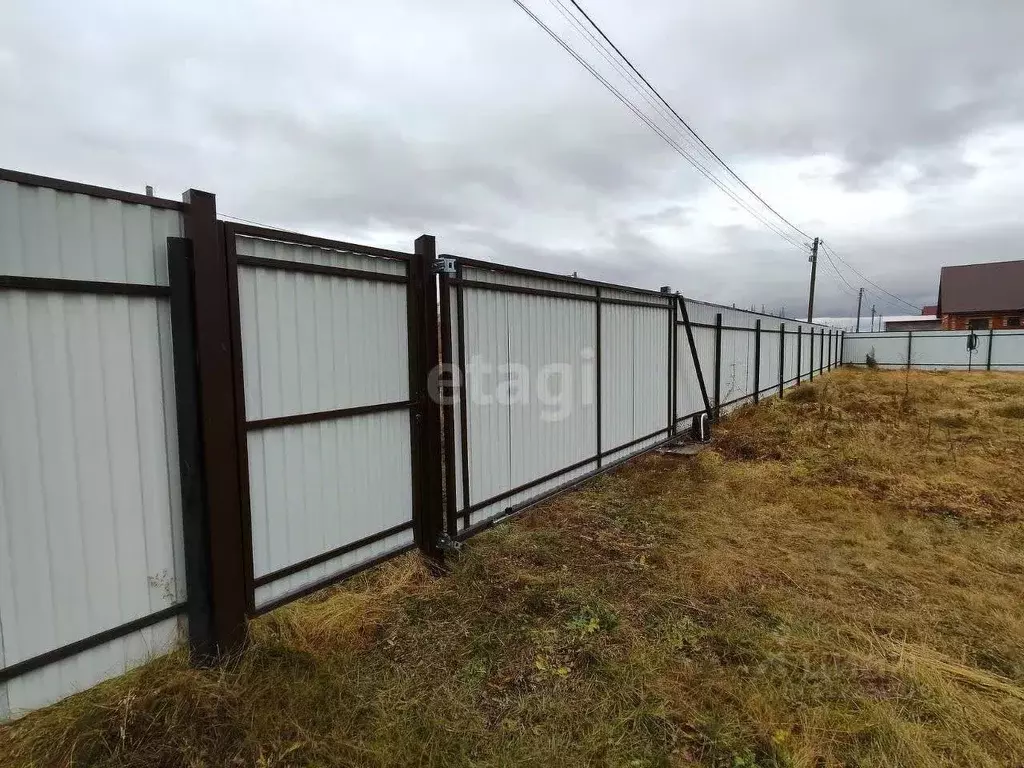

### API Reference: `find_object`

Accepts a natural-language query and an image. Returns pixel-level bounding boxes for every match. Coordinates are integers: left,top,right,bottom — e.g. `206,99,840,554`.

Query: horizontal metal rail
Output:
0,275,170,297
456,425,672,518
253,520,414,588
246,400,412,431
0,603,186,684
457,428,683,542
252,543,418,616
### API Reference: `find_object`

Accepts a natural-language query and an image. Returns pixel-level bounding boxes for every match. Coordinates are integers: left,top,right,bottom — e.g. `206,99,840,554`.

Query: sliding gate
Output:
439,258,675,536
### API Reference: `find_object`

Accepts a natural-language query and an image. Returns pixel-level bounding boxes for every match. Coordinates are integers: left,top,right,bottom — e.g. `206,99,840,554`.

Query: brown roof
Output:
937,260,1024,314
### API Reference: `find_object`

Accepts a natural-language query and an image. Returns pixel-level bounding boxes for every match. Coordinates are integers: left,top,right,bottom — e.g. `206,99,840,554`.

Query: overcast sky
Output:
2,0,1022,317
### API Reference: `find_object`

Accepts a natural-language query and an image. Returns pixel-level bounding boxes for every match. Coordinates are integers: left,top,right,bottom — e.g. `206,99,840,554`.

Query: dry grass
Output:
4,369,1024,767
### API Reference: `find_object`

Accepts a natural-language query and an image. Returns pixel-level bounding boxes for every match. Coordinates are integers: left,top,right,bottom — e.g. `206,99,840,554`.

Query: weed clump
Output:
993,400,1024,419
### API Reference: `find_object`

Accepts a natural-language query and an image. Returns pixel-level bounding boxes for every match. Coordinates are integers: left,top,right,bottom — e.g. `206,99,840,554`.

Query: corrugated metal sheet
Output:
466,265,594,296
759,331,781,397
0,180,185,717
235,235,413,608
236,261,408,421
236,235,405,277
461,285,512,520
0,181,182,285
843,333,914,367
249,414,413,607
506,292,597,489
457,267,601,528
599,302,669,458
989,331,1024,370
843,330,1024,371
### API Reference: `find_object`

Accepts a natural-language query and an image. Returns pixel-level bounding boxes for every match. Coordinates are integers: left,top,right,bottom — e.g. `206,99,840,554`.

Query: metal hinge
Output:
432,257,456,275
436,532,465,554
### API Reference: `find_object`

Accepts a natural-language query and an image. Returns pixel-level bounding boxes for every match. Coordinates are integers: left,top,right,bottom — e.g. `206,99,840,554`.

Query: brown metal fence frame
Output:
440,257,680,541
0,167,847,690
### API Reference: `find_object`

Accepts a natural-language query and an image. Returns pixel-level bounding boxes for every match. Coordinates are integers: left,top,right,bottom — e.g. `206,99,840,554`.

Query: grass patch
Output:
993,400,1024,419
3,369,1024,767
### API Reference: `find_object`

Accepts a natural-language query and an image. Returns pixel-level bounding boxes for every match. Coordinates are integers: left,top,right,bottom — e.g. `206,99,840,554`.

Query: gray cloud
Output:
1,0,1023,317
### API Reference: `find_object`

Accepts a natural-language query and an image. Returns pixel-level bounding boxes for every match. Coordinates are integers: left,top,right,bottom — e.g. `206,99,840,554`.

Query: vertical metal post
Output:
779,323,786,396
409,236,444,561
437,256,458,537
841,331,845,366
906,331,913,371
819,328,825,373
797,326,803,384
595,287,603,467
809,327,814,382
753,319,761,403
987,327,994,370
670,294,678,432
713,312,722,420
168,237,214,661
456,263,470,528
661,288,673,434
181,189,248,655
220,223,255,615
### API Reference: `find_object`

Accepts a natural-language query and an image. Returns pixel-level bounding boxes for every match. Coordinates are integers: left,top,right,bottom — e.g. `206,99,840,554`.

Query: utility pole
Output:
870,305,876,332
807,237,820,323
855,287,864,332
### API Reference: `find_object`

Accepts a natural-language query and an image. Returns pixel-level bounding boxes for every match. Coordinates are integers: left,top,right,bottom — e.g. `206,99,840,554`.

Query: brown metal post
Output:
797,326,803,384
809,327,814,382
753,319,761,403
778,323,786,396
596,287,603,467
167,237,214,660
713,312,722,420
181,189,248,655
410,235,445,560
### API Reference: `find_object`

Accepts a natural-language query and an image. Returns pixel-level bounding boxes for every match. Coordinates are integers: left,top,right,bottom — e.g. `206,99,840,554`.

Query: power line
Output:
513,0,925,315
546,0,771,219
820,241,922,312
510,0,810,253
820,245,858,294
562,0,812,243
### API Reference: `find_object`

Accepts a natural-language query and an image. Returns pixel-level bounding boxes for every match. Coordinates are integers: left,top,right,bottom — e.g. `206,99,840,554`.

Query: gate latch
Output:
437,532,465,554
432,257,456,275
